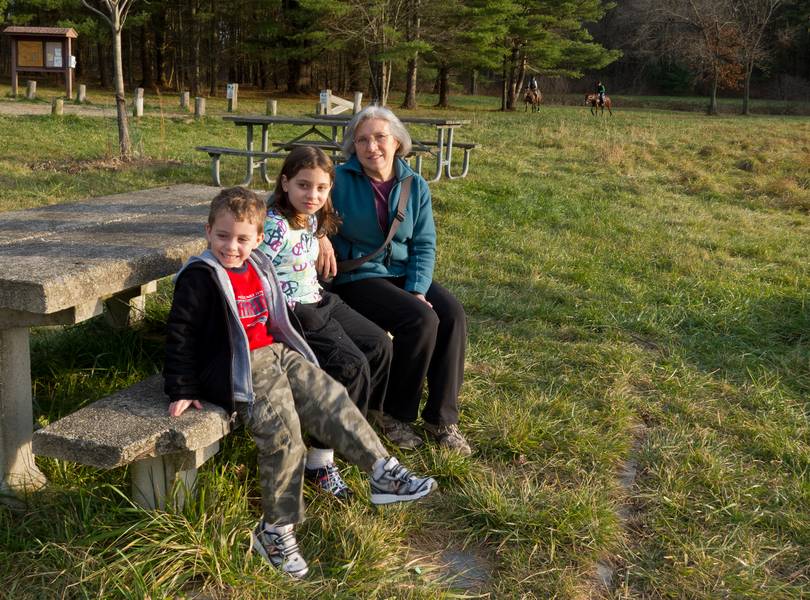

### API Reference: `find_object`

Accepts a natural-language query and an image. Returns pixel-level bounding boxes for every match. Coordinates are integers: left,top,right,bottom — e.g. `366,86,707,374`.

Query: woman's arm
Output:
404,176,436,295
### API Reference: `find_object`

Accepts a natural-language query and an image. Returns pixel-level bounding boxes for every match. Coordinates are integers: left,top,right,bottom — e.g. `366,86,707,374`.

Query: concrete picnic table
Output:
0,184,217,498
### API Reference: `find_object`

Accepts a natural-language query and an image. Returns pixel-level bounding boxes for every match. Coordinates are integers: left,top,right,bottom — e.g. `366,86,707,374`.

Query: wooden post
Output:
26,80,37,100
65,37,73,99
133,87,144,117
194,96,206,119
76,84,86,104
353,91,363,114
10,40,18,97
266,99,277,116
51,98,64,116
180,91,190,111
226,83,238,112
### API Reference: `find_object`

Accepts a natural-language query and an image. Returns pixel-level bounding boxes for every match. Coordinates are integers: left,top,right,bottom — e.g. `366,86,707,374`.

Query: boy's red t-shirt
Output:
226,262,275,350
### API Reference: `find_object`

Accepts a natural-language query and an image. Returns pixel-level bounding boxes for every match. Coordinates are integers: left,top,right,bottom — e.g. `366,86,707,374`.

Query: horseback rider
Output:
596,81,606,107
529,76,538,92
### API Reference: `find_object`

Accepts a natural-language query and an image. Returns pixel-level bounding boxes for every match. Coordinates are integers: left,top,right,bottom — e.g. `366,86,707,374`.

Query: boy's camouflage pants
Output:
235,342,387,526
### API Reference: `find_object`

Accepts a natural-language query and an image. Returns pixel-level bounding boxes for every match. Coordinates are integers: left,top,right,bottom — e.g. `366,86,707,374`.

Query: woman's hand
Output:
412,292,433,308
169,399,203,417
316,236,337,279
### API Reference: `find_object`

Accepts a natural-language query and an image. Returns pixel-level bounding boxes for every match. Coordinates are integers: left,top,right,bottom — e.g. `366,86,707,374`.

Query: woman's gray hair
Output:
342,105,412,158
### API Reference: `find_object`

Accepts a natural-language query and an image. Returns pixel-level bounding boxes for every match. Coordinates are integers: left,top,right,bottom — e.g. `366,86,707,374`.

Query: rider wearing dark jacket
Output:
596,81,606,106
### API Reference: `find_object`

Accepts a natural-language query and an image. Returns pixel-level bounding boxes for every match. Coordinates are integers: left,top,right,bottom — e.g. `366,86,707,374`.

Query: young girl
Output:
259,146,395,500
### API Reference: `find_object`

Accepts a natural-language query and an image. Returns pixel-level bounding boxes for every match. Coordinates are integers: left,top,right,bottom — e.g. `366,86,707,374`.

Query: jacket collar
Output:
343,154,415,182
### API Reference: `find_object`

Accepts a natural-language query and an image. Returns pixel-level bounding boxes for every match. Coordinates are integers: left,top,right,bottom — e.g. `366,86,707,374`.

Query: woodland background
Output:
1,0,809,112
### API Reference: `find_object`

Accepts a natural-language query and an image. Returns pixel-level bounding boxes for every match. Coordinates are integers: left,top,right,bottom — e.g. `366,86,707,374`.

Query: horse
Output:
524,88,542,113
585,93,612,116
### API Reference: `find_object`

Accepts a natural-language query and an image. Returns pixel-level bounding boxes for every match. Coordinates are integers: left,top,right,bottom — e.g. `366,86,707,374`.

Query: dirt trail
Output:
0,99,187,119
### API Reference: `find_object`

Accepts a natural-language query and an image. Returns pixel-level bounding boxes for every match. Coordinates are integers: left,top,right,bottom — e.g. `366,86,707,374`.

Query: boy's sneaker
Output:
252,522,309,579
305,462,353,500
369,410,423,450
369,456,437,505
422,422,472,456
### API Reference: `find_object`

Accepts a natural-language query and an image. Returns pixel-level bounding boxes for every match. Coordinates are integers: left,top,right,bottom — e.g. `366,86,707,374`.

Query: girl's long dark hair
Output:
270,146,341,236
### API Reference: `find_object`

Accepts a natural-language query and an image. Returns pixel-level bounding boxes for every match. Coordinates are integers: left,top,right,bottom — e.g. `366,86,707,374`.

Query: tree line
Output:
2,0,621,110
2,0,808,116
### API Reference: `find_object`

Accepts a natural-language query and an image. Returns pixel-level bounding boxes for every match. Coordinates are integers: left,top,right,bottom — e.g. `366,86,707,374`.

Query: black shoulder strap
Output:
337,176,412,273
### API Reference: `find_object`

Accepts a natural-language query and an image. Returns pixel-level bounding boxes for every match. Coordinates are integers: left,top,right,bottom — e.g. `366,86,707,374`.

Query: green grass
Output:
0,94,809,598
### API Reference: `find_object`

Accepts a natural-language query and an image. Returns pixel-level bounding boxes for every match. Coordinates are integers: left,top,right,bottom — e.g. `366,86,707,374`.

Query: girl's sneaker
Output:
369,456,437,505
252,522,309,579
305,462,353,500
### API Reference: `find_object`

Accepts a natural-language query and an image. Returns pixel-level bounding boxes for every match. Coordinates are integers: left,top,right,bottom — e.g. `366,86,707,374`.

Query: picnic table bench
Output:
0,184,229,509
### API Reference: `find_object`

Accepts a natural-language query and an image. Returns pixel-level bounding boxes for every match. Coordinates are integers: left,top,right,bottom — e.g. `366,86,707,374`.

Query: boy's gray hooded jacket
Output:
163,249,316,414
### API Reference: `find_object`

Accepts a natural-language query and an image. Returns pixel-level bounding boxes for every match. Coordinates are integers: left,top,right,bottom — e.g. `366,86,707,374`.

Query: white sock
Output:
305,447,334,470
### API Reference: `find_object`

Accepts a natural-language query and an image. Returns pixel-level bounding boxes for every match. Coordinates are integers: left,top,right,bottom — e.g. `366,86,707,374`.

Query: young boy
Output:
163,187,437,579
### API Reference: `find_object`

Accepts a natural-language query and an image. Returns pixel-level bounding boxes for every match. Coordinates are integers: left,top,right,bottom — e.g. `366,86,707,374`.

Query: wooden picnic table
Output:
219,113,475,186
221,115,344,187
314,113,474,182
0,184,215,499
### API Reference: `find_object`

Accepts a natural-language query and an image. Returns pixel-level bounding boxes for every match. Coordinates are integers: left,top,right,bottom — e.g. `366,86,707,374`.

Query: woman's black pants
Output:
334,277,466,426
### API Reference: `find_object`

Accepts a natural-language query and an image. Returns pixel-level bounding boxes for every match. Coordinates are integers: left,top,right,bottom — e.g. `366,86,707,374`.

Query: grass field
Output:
0,90,808,598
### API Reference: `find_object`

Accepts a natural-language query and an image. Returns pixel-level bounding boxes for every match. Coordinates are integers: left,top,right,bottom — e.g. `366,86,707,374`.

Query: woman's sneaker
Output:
305,462,353,500
369,456,437,505
369,410,423,449
252,522,309,579
422,422,472,456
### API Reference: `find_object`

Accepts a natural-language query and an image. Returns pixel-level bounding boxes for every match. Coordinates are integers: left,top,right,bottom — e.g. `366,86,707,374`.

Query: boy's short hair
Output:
208,187,266,233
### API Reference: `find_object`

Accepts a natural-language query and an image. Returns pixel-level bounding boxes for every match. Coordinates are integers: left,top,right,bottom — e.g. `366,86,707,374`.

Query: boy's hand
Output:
169,399,203,417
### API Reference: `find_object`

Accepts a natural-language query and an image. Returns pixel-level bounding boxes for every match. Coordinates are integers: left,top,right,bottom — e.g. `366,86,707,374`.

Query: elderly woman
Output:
318,106,470,456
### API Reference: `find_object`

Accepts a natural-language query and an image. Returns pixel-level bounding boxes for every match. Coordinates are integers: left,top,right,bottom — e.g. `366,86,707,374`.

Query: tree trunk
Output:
191,2,201,97
707,66,718,115
112,19,132,158
98,40,111,88
401,0,420,109
742,59,753,115
505,46,520,110
436,65,450,107
287,58,303,93
469,69,478,96
501,55,508,111
402,57,418,109
140,24,153,89
370,59,390,105
154,13,165,87
347,50,362,92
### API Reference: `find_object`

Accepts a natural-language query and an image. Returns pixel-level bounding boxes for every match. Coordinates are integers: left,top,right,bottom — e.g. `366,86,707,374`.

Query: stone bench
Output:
32,375,231,510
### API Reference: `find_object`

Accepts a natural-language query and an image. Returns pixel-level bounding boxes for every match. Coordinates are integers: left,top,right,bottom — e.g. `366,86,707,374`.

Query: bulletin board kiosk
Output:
3,26,77,98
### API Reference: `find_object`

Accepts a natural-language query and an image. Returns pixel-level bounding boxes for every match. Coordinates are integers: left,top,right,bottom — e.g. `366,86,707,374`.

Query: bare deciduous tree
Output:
734,0,783,115
82,0,137,158
638,0,744,114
